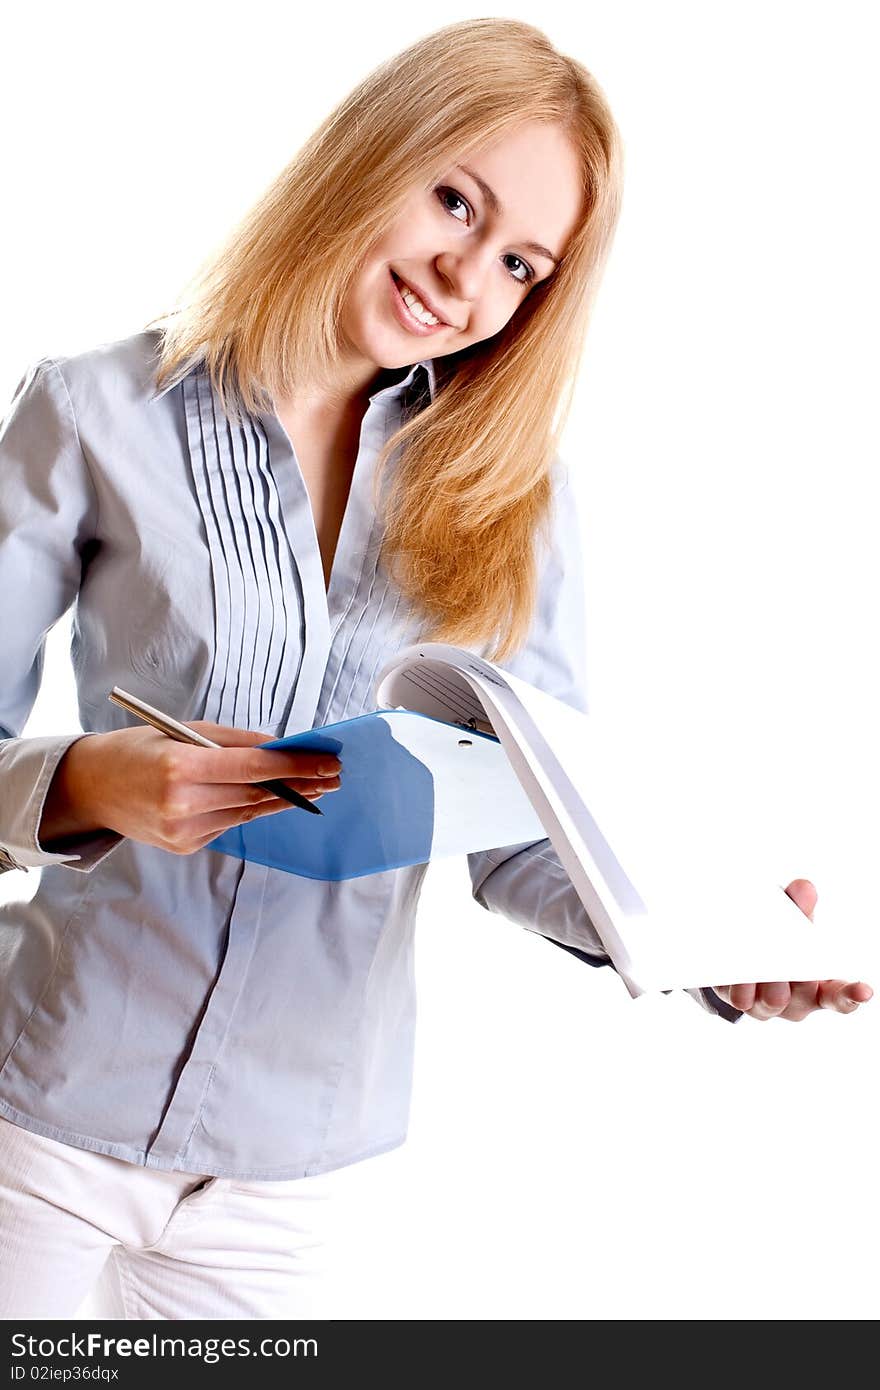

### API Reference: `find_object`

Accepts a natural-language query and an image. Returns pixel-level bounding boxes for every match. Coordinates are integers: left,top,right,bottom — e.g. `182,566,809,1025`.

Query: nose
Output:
435,243,497,311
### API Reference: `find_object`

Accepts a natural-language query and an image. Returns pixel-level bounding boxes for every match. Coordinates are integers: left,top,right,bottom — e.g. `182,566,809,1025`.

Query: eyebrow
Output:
455,164,560,267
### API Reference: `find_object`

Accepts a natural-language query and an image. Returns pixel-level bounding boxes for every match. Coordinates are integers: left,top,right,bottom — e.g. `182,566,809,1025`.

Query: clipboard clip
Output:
453,715,497,738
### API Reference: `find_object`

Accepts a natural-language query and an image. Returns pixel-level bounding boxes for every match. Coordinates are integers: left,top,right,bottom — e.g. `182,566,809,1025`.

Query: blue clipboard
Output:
207,708,546,881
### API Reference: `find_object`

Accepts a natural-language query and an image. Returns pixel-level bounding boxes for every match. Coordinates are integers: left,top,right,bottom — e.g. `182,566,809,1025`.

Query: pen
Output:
108,687,323,816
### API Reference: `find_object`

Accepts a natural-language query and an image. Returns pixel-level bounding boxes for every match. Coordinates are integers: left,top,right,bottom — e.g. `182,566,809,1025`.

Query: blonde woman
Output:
0,19,869,1320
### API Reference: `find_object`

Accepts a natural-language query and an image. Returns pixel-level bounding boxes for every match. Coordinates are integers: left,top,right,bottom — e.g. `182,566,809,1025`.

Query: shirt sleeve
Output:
466,462,742,1023
0,357,123,874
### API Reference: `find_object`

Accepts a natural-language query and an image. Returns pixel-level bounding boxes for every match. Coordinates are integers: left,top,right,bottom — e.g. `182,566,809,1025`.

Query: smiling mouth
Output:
391,271,456,328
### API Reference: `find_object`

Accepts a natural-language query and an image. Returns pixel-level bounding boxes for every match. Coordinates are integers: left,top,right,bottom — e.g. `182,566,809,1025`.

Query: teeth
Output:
397,277,441,325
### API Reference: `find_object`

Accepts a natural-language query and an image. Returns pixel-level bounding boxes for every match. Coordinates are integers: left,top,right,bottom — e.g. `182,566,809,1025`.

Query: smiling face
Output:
326,121,584,403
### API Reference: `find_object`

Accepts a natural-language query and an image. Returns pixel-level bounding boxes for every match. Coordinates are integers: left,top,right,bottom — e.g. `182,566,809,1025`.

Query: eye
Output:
434,185,536,286
436,185,469,224
503,254,536,287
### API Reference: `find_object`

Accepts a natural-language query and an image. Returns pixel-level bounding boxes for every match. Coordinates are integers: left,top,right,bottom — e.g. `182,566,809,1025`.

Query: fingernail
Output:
318,764,341,776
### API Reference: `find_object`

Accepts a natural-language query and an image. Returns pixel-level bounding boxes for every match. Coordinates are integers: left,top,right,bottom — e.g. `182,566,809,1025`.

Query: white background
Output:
1,1,877,1319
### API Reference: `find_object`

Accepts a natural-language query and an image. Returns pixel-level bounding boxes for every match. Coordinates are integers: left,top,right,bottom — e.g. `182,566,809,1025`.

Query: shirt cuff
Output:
470,838,611,961
682,985,744,1022
0,732,124,873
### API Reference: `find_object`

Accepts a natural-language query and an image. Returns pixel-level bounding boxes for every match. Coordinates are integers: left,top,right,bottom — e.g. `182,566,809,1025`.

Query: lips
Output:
392,271,455,328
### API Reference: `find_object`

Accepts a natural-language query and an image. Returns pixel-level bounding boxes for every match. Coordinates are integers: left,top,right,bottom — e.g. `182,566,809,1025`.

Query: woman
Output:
0,18,870,1320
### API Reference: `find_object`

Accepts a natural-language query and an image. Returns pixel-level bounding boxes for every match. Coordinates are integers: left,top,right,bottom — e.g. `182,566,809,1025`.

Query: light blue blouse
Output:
0,330,737,1180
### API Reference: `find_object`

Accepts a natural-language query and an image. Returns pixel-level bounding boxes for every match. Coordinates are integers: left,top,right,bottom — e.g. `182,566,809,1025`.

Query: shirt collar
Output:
149,343,436,408
421,356,437,402
367,357,436,406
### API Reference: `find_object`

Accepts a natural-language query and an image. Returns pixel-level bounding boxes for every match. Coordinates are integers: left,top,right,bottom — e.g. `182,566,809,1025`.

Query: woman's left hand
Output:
712,879,874,1021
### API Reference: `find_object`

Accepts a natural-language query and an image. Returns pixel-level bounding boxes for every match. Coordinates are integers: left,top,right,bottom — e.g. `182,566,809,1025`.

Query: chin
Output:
359,331,417,371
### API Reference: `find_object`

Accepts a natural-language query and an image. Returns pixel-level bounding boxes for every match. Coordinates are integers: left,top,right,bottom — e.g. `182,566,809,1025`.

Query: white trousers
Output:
0,1114,348,1320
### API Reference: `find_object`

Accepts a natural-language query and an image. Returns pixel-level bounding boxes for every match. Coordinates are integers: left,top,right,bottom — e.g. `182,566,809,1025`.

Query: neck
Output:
274,363,418,421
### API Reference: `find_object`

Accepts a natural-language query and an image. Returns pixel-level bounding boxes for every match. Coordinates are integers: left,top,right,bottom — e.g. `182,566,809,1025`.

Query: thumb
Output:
784,877,818,921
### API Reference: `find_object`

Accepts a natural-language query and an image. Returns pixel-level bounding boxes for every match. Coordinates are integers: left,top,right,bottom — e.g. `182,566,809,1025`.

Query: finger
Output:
759,980,792,1011
189,794,314,845
846,981,874,1003
746,981,791,1020
164,778,341,818
187,722,274,747
187,724,343,777
272,773,343,795
784,878,818,921
817,979,874,1013
725,983,757,1012
229,775,341,806
778,980,822,1022
173,744,342,787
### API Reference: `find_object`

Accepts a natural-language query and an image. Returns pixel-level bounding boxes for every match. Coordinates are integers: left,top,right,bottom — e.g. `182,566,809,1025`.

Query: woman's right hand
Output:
39,722,342,855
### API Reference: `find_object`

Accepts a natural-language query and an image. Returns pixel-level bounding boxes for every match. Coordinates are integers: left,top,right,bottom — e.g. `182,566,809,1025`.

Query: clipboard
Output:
207,709,546,881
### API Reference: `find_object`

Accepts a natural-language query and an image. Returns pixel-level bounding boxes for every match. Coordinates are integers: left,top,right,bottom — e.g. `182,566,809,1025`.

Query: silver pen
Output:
108,687,323,816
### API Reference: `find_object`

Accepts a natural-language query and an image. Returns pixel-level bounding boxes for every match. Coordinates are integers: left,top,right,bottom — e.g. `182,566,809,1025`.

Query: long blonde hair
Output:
145,18,624,662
